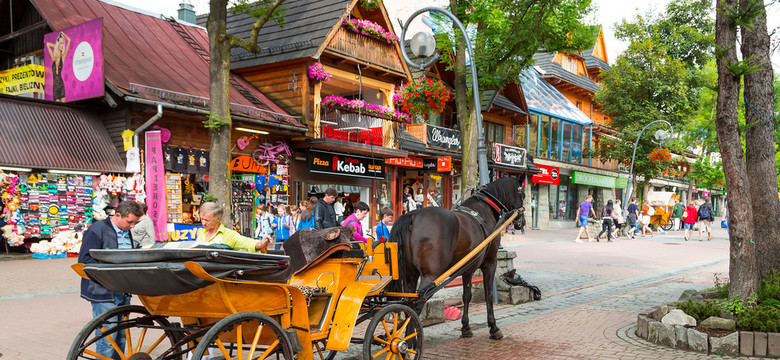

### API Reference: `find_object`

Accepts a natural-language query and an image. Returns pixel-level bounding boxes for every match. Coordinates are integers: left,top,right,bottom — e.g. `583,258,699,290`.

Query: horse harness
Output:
453,186,512,239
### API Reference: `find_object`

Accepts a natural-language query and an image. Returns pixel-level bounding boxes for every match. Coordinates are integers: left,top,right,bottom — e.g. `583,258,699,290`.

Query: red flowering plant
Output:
308,62,330,83
342,18,399,45
648,148,671,162
395,77,451,116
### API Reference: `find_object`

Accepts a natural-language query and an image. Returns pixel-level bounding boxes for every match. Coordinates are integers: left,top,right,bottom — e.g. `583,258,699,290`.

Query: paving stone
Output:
740,331,754,357
766,331,780,357
709,331,739,356
755,332,768,357
687,328,709,353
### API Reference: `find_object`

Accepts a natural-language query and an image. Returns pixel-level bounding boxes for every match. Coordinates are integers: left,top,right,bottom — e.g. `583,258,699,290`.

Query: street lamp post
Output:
398,7,489,186
624,120,674,206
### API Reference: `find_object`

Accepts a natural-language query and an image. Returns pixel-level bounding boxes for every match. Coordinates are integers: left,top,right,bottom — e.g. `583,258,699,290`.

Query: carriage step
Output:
444,276,483,288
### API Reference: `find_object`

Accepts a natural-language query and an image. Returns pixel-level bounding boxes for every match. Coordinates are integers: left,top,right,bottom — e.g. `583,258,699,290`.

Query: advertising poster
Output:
0,64,45,95
43,18,104,102
145,131,169,241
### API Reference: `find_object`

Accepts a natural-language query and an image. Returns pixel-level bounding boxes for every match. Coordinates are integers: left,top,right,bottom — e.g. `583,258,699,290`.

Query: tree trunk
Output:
207,0,233,225
740,0,780,280
450,0,477,196
715,0,757,299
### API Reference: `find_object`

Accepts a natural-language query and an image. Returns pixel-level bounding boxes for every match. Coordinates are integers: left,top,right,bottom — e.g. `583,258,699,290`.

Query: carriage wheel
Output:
363,304,423,360
191,312,294,360
67,305,182,360
654,218,672,231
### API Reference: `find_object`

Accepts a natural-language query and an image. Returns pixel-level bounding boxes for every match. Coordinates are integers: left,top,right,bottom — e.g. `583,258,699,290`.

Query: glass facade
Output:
551,118,560,160
548,175,578,220
529,114,538,155
540,115,550,158
527,111,588,164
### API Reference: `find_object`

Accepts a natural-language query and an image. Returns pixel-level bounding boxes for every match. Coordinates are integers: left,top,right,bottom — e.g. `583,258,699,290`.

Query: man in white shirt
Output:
333,196,345,222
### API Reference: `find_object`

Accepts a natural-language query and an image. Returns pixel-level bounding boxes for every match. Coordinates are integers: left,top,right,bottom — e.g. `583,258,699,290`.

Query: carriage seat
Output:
83,248,292,296
283,226,356,275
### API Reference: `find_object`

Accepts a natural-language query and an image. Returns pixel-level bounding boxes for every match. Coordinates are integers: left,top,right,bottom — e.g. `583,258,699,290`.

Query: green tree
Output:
435,0,598,193
206,0,285,223
592,0,714,197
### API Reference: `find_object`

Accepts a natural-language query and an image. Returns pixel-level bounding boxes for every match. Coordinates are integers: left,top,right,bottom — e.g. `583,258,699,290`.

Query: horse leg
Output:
459,272,473,338
482,264,503,340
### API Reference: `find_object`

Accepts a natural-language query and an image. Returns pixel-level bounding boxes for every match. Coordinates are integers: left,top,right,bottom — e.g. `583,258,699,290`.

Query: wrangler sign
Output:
307,150,385,179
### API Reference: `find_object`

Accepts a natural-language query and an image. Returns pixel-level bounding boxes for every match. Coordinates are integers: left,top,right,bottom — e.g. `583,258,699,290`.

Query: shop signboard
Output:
426,124,462,152
145,130,168,241
437,156,452,172
422,158,438,171
386,157,423,168
307,150,385,179
572,171,622,188
0,64,45,95
615,177,628,189
166,223,202,242
43,18,104,102
531,164,560,185
230,155,266,174
493,143,526,168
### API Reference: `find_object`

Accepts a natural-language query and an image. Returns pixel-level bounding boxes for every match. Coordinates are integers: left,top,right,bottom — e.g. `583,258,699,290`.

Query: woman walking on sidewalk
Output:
611,199,624,239
597,200,616,242
682,200,697,241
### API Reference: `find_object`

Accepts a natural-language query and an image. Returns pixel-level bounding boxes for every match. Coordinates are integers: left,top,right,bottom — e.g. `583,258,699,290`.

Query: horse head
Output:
483,178,526,230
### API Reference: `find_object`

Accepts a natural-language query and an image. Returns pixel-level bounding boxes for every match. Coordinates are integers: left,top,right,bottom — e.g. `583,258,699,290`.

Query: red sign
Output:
437,156,452,172
230,156,267,174
386,157,423,168
531,164,560,185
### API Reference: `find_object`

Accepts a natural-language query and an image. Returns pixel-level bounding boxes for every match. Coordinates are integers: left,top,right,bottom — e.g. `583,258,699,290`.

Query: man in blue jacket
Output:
78,200,144,359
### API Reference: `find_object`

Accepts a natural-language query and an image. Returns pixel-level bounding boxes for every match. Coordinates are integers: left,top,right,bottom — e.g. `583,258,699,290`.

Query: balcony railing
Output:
319,107,397,147
325,27,404,73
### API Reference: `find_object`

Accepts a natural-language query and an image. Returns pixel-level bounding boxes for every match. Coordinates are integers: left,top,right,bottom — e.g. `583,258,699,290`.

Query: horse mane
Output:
387,210,415,292
461,178,520,213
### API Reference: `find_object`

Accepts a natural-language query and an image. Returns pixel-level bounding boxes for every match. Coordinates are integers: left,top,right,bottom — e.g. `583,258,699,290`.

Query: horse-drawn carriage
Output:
68,178,525,360
647,191,677,231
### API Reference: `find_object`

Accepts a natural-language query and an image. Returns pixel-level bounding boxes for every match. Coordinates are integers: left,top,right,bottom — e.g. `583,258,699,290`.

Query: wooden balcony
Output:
319,107,397,147
325,26,405,74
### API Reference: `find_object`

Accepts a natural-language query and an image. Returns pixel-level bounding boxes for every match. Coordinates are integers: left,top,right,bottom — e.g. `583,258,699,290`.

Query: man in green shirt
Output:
672,198,684,231
196,202,272,252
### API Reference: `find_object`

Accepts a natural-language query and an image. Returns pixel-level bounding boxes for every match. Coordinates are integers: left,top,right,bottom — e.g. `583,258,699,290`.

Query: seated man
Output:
196,202,272,252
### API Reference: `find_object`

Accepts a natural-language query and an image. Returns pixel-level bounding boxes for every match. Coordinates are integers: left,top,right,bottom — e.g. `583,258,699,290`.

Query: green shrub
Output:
713,273,729,299
758,270,780,304
676,300,723,323
738,306,780,333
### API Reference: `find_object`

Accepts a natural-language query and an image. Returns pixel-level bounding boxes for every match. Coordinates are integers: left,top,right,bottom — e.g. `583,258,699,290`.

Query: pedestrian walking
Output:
405,193,417,213
341,201,370,243
130,203,155,248
641,200,654,237
611,199,624,239
682,200,698,241
672,198,684,231
254,204,274,239
313,187,338,229
289,204,300,237
597,200,616,242
78,200,144,360
574,195,597,243
697,196,715,241
298,196,317,230
625,197,640,239
272,205,292,250
333,196,345,223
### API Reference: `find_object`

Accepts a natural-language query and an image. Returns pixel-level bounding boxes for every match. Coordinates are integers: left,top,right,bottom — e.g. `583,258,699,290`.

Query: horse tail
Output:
388,211,414,293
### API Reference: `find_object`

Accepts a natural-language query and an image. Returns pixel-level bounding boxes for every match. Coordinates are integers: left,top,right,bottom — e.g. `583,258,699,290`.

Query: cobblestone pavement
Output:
0,225,752,359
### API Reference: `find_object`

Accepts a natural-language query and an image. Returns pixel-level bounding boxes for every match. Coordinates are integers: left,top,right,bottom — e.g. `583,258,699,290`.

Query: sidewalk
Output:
0,225,742,359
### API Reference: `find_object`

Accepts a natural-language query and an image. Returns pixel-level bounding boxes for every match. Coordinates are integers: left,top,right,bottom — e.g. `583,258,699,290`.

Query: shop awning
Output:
0,95,126,173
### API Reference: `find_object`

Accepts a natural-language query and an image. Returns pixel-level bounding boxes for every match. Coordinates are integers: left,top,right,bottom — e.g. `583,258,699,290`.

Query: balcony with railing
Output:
325,26,405,74
319,107,397,147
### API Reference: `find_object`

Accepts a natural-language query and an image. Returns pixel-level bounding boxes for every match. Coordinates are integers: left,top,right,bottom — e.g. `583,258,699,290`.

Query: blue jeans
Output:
91,292,131,360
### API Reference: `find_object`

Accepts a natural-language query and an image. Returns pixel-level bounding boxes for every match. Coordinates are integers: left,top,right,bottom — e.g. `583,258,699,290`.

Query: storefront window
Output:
529,115,538,156
548,183,558,219
549,175,573,220
562,122,572,162
551,118,560,160
540,115,550,158
572,124,583,163
483,121,505,148
425,173,443,207
514,124,527,148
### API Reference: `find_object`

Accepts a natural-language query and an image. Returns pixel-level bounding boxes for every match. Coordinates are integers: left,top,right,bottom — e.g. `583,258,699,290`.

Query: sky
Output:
119,0,779,68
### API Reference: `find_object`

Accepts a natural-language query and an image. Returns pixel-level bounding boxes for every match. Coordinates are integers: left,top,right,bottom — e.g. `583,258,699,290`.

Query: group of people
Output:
575,195,717,243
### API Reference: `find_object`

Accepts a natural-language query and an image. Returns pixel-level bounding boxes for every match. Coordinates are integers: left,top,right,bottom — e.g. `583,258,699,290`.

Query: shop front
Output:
290,149,386,237
571,170,627,214
530,164,560,229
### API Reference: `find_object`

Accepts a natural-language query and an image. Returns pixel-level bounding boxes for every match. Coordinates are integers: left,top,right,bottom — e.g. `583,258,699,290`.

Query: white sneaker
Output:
574,239,583,243
588,238,596,242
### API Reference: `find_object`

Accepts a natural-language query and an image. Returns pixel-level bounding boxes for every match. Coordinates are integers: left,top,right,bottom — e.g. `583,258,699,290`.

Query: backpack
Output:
698,204,712,220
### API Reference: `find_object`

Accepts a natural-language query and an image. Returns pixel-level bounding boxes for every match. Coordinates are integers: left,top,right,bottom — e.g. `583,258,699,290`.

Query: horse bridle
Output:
453,185,517,238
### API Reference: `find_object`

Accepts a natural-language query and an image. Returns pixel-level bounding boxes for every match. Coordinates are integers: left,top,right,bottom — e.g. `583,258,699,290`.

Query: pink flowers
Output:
321,95,410,123
342,18,399,44
308,62,330,83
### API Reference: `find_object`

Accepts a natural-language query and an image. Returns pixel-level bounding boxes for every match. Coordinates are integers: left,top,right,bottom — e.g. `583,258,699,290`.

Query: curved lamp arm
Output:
625,120,674,205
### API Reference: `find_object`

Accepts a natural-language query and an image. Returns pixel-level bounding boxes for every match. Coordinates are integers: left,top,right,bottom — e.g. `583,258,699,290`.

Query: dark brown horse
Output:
389,177,525,340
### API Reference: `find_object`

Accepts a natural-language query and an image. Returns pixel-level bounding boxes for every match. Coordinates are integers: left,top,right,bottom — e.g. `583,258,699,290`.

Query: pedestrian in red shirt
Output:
682,201,698,241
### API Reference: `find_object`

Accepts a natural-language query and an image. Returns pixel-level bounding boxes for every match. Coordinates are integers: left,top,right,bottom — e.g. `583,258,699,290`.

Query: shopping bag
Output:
721,219,728,229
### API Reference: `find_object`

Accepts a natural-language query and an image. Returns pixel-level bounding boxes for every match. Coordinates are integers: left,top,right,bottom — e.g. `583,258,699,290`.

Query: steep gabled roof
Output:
532,52,601,94
31,0,301,127
584,27,609,71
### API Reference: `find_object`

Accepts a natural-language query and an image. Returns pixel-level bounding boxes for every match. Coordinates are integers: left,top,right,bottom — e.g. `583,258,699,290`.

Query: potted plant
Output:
342,18,399,45
395,77,451,117
308,62,330,83
321,95,410,123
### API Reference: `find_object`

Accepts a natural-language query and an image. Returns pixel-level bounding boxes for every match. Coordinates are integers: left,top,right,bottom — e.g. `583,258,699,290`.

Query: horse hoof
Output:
489,330,504,340
460,329,473,338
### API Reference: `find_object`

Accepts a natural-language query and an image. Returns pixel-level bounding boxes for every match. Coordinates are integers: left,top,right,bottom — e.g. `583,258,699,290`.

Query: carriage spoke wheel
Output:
68,305,182,360
363,305,423,360
191,312,294,360
654,218,673,231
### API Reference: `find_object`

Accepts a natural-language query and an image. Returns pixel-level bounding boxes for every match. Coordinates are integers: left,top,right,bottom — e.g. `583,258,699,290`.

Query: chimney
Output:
178,0,196,24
